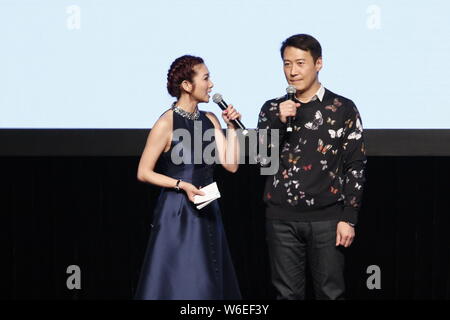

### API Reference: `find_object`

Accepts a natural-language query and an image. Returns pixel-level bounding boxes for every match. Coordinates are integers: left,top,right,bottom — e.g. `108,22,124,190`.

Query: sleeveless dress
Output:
135,109,241,300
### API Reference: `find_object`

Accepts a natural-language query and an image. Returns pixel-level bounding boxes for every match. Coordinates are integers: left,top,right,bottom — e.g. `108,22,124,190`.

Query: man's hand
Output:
336,221,355,247
278,100,300,123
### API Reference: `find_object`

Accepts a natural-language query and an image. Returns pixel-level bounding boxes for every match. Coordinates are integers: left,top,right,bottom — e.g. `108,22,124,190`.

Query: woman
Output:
135,55,242,299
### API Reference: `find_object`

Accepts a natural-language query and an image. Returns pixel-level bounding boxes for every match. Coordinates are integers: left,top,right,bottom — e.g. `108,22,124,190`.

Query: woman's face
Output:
189,63,214,103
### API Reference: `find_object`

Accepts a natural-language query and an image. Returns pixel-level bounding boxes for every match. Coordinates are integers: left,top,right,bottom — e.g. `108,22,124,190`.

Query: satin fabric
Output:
135,111,241,300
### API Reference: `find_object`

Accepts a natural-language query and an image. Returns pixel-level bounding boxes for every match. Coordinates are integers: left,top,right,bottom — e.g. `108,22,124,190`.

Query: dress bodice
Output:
159,109,216,187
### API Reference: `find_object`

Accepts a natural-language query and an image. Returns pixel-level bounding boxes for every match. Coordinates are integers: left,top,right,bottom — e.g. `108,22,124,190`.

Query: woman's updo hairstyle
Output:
167,55,204,98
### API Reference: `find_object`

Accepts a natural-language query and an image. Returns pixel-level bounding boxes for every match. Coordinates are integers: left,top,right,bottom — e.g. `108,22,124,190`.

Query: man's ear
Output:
315,57,323,73
181,80,192,94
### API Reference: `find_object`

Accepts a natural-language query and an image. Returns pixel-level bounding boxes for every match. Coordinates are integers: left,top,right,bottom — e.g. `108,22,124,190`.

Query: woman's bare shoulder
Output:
204,111,220,125
152,109,173,131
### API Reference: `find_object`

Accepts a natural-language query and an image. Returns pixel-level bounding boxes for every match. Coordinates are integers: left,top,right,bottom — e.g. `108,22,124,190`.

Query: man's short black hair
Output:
280,34,322,63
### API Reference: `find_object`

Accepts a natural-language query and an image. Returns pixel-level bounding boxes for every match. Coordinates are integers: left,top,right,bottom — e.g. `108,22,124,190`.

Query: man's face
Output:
283,46,322,93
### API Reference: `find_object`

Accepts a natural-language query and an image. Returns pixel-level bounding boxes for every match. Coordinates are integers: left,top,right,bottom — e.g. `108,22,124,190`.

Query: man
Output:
257,34,366,300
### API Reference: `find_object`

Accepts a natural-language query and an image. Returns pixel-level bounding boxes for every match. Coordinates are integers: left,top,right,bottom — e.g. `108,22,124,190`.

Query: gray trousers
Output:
266,219,345,300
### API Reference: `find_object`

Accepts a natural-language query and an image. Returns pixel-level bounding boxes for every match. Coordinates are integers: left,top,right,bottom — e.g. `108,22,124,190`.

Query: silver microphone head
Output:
212,93,223,104
286,85,296,94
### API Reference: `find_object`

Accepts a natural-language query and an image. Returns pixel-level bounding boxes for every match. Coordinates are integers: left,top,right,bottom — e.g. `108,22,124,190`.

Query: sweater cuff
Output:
340,206,358,226
270,117,287,130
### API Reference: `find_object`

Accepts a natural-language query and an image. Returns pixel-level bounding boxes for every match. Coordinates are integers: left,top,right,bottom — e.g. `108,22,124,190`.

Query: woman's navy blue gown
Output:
135,109,241,300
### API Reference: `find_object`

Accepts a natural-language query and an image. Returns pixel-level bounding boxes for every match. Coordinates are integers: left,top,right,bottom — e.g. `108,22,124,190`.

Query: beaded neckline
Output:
171,103,200,120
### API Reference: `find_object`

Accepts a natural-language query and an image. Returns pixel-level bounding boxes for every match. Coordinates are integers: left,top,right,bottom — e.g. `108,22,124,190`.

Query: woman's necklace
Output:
171,103,200,120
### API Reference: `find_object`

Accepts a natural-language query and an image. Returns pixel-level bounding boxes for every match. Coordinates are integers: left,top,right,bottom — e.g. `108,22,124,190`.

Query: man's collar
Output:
297,83,325,103
316,84,325,102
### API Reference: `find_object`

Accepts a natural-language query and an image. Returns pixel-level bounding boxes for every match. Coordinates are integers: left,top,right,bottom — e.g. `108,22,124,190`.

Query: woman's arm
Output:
137,111,204,202
205,106,240,173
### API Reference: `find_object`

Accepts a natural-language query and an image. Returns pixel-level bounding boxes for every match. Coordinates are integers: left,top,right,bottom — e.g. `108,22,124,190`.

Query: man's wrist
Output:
344,221,355,228
342,206,358,227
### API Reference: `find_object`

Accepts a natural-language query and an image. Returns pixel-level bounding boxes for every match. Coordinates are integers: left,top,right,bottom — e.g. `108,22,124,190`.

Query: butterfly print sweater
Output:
257,88,366,225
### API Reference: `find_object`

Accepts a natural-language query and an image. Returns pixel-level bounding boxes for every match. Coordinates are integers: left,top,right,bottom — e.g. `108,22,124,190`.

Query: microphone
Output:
212,93,248,136
286,85,297,132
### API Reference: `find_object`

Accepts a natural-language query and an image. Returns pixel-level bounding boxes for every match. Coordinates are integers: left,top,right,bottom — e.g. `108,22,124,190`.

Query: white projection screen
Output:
1,0,449,130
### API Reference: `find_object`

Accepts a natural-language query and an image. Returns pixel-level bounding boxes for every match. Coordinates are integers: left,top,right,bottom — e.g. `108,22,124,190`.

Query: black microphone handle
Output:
287,116,293,131
217,100,246,131
286,92,295,132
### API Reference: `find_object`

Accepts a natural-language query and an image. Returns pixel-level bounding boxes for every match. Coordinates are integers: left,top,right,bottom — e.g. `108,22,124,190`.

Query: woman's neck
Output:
176,96,198,113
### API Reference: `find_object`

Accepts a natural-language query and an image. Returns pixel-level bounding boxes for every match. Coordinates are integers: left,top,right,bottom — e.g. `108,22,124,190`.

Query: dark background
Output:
1,129,450,299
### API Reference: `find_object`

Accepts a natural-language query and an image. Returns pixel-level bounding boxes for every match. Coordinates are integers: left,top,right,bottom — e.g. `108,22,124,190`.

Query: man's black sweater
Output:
257,88,366,225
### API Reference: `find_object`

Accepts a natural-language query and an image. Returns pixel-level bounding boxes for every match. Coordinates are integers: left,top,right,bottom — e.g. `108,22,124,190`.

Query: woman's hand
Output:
221,104,241,128
179,181,205,203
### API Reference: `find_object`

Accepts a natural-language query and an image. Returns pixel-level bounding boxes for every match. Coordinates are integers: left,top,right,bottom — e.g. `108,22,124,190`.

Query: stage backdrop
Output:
1,156,449,299
1,0,450,129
